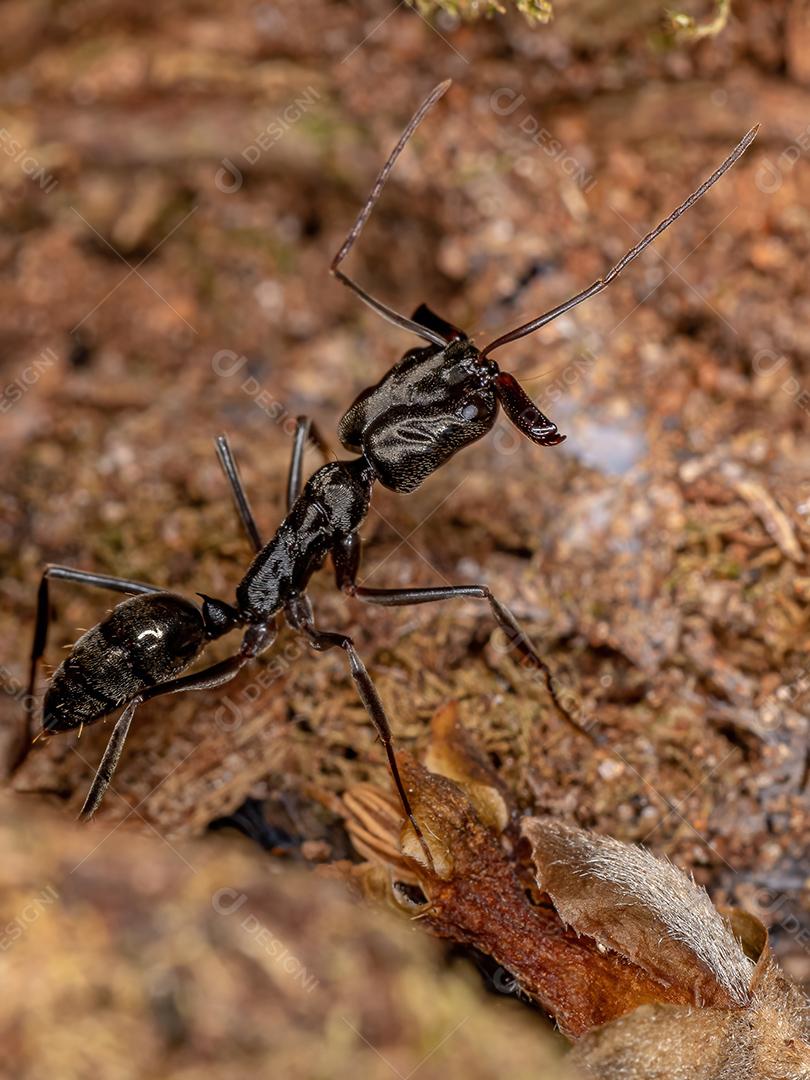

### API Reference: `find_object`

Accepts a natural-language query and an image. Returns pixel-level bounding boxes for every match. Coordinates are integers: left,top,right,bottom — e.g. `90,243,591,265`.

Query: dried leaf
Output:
344,719,810,1069
526,823,810,1078
344,782,421,884
523,817,753,1008
723,907,769,964
571,1002,741,1079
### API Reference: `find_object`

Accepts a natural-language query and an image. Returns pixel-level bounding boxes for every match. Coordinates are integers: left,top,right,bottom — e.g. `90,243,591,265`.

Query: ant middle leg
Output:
333,539,594,742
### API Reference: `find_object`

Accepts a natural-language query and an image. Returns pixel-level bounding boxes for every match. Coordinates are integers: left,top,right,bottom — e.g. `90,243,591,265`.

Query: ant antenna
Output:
481,125,759,359
331,79,453,349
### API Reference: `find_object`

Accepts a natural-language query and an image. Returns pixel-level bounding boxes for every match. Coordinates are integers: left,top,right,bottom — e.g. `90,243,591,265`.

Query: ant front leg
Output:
80,622,277,821
217,425,332,550
285,593,434,869
216,434,263,553
333,536,595,742
22,566,161,769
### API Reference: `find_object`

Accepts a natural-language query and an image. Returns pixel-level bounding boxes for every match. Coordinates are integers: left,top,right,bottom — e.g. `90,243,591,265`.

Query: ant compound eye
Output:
461,402,479,421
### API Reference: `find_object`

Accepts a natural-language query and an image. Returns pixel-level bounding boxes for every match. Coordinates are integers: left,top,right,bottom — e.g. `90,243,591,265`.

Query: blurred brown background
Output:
0,0,809,1069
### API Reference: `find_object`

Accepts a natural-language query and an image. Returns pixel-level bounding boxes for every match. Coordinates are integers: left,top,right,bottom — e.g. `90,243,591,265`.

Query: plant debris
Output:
411,0,555,24
669,0,733,40
342,711,810,1076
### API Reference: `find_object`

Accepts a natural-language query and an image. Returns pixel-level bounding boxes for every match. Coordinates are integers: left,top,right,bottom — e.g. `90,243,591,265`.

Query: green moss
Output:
667,0,732,40
716,559,742,580
410,0,554,25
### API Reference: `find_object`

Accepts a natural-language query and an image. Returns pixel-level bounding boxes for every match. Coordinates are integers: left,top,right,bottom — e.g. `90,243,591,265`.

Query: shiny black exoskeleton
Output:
42,594,209,734
22,82,755,847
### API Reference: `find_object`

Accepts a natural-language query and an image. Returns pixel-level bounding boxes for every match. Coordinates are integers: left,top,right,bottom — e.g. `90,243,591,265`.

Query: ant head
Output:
338,336,497,492
337,326,564,493
333,80,755,469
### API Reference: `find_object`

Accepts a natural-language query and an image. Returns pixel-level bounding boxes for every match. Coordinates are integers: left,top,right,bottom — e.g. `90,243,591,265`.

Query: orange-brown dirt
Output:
0,0,808,1054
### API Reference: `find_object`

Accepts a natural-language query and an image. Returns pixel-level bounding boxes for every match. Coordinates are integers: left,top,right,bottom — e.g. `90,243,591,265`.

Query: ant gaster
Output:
22,81,757,861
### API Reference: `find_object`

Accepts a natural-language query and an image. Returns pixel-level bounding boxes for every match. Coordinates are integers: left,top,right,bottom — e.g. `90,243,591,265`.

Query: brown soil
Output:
1,0,808,1013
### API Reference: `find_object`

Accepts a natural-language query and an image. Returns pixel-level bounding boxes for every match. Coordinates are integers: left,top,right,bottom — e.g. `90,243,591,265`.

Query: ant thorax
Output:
236,458,374,620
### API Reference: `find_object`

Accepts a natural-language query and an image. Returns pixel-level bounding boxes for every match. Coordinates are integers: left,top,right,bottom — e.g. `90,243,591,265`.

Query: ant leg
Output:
332,531,361,592
216,434,263,553
23,566,160,767
341,569,593,742
140,625,276,704
80,623,277,821
298,618,434,869
79,697,140,820
286,417,332,511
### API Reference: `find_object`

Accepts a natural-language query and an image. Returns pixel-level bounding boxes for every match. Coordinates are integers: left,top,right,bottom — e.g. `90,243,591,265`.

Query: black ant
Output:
20,81,756,860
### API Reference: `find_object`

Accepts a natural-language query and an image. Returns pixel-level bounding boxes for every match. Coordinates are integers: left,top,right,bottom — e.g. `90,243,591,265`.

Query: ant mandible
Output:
21,81,757,861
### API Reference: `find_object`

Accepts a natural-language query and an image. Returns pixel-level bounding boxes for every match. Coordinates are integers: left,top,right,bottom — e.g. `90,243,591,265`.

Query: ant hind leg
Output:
298,617,434,870
79,697,141,821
